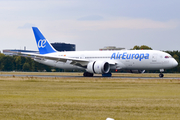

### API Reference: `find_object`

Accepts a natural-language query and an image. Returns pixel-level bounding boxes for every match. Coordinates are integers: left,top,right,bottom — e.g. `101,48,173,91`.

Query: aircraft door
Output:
152,54,157,62
151,54,162,65
125,59,133,67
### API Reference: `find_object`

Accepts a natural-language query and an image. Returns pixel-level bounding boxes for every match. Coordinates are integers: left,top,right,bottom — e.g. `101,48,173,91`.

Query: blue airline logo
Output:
38,39,47,48
111,52,149,61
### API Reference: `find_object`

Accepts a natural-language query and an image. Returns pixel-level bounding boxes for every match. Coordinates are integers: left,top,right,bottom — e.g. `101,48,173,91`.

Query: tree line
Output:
0,45,180,73
0,53,61,72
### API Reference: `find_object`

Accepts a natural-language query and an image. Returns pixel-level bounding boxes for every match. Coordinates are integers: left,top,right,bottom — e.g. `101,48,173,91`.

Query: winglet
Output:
32,27,56,54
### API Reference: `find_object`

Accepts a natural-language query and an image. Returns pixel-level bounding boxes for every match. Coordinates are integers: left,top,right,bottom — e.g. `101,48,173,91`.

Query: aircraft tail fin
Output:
32,27,57,54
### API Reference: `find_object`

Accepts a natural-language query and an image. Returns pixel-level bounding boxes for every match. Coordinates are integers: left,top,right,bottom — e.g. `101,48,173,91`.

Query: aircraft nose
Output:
172,59,178,67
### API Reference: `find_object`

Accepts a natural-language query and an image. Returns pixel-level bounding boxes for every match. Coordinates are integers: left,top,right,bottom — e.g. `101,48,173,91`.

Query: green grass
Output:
0,76,180,120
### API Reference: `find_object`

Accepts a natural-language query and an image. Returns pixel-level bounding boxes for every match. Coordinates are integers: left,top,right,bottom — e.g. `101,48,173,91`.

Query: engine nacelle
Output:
87,61,110,74
129,70,145,73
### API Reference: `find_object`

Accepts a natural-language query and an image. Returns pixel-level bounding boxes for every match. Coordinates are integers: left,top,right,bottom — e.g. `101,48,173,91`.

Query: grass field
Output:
0,73,180,120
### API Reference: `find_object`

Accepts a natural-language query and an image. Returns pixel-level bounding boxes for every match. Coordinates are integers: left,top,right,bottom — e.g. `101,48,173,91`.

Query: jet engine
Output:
129,70,145,73
87,61,110,74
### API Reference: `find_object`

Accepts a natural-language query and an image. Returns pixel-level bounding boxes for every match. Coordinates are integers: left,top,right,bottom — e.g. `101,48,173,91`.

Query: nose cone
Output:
172,59,178,67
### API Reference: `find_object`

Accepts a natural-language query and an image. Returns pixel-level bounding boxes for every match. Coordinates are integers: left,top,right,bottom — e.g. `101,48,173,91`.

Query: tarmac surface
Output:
0,73,179,79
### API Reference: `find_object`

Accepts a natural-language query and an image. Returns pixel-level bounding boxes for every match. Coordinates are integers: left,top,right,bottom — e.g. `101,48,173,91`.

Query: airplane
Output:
19,27,178,78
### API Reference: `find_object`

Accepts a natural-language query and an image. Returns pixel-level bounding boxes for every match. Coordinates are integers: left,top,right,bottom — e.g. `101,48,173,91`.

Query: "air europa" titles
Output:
110,52,149,61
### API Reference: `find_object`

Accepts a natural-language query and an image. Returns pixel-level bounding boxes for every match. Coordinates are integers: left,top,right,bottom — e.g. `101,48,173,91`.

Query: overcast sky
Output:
0,0,180,52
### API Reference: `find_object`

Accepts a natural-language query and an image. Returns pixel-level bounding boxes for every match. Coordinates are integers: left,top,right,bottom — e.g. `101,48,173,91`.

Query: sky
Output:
0,0,180,52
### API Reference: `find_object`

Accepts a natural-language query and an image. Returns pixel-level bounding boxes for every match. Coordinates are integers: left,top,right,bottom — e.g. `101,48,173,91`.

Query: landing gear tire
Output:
159,69,164,78
159,73,164,78
83,72,94,77
102,73,112,77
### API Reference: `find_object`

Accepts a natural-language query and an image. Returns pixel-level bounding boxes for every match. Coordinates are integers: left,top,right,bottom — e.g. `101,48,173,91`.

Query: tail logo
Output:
38,39,47,48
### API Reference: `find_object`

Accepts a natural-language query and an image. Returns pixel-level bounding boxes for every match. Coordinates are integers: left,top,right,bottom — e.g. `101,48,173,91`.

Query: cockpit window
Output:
165,56,172,58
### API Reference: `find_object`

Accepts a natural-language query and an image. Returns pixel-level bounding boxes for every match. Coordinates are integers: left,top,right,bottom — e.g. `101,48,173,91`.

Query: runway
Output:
0,73,179,79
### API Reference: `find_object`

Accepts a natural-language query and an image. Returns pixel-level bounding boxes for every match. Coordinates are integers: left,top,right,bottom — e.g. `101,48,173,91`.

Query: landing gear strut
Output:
159,69,164,78
83,72,94,77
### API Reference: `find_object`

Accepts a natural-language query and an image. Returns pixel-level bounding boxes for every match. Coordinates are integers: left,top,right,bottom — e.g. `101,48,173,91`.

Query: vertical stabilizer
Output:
32,27,56,54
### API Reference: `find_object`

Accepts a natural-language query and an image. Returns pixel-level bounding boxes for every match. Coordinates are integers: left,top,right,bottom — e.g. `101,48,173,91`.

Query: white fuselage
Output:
34,50,178,71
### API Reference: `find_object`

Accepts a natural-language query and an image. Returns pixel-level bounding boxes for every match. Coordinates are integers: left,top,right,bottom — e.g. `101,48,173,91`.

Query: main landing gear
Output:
83,72,94,77
83,72,112,77
159,69,164,78
102,73,112,77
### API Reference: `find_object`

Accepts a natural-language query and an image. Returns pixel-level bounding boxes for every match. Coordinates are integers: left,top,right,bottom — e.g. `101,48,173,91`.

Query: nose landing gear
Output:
159,69,164,78
159,73,164,78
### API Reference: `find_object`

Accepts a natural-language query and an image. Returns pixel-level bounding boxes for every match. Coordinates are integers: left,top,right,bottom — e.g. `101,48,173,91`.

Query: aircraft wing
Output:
19,52,117,68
